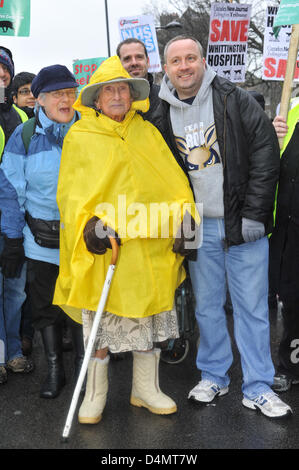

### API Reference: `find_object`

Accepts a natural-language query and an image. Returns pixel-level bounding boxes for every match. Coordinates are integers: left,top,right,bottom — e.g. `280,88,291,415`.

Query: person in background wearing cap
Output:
11,72,36,119
0,64,85,399
53,55,199,424
0,46,31,385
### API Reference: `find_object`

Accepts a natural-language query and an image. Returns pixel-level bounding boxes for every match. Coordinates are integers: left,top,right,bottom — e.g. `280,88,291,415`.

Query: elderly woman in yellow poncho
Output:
53,56,199,424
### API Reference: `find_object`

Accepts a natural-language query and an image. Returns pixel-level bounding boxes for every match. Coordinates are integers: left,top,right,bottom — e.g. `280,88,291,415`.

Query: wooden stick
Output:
278,24,299,149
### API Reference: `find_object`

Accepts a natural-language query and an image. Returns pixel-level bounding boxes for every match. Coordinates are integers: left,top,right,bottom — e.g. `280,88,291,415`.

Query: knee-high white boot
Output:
130,349,177,415
78,356,109,424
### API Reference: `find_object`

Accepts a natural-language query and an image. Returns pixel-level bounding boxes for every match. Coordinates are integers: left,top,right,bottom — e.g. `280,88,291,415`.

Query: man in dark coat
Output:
270,99,299,392
152,34,292,418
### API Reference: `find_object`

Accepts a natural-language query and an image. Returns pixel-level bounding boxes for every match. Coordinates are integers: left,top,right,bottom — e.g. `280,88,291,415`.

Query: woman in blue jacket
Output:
0,65,84,399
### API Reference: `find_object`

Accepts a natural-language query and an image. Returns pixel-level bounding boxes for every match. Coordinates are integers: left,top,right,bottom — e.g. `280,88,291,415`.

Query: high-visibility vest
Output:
280,98,299,155
0,104,28,159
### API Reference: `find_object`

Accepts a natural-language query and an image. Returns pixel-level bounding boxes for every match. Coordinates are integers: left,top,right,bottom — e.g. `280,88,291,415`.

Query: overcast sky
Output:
1,0,171,75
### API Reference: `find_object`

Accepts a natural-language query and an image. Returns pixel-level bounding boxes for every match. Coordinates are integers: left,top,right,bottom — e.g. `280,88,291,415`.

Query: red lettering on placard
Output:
264,58,276,78
74,63,98,77
230,21,241,41
210,19,249,42
277,59,286,78
220,20,230,41
264,58,299,79
239,20,249,42
210,19,221,42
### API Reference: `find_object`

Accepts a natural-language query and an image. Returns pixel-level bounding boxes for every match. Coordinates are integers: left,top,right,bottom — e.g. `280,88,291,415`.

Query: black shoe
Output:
21,336,33,356
40,324,66,399
272,373,299,393
0,366,7,384
268,295,278,311
62,321,73,352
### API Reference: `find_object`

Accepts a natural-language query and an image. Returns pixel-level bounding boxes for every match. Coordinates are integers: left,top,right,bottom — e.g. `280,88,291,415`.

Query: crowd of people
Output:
0,35,298,425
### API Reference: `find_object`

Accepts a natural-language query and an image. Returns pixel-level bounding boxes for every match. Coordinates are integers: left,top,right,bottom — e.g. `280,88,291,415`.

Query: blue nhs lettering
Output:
121,24,156,53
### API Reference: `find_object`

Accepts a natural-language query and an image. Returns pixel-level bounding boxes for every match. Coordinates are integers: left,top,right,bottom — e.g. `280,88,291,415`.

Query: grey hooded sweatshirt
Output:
159,64,224,218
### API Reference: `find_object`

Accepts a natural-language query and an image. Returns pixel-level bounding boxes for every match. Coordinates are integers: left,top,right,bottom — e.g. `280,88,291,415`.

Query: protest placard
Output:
0,0,30,36
206,2,251,82
272,0,299,148
73,57,106,90
118,15,162,73
263,4,299,81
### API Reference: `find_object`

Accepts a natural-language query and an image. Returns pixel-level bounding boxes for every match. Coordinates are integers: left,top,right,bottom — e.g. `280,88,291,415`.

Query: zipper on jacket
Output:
222,94,228,248
222,95,227,170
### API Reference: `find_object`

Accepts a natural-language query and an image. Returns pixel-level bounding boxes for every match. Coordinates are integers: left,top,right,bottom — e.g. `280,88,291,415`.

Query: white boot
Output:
130,349,177,415
78,356,109,424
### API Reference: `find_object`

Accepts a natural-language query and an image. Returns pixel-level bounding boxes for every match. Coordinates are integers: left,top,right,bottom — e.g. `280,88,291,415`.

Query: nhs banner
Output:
118,15,162,73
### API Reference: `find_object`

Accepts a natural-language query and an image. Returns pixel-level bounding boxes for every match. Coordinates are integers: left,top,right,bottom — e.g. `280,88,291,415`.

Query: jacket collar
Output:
211,74,236,96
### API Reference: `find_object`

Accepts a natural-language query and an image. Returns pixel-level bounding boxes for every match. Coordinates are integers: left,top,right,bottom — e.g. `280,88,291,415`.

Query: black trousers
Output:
270,221,299,377
26,259,65,331
277,301,299,378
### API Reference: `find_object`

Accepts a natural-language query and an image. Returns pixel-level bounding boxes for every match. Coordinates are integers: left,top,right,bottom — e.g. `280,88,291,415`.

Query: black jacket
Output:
269,123,299,300
151,74,280,247
140,73,160,122
0,97,23,146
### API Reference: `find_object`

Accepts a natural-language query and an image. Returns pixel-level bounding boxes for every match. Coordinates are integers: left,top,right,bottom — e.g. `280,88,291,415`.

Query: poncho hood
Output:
73,55,150,116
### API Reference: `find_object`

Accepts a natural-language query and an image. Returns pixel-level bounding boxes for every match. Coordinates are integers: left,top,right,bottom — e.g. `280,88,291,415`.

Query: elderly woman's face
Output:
94,82,132,122
37,88,77,123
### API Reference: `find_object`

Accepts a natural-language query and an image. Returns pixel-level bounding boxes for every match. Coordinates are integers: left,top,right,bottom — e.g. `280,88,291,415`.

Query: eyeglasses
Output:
49,89,78,99
18,88,32,96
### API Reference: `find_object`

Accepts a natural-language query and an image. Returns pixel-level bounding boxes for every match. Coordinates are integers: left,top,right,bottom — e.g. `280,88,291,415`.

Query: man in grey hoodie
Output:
153,34,292,418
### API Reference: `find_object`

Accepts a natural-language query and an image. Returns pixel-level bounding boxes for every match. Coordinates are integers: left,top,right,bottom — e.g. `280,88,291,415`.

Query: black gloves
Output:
173,213,198,257
83,216,121,255
0,236,25,278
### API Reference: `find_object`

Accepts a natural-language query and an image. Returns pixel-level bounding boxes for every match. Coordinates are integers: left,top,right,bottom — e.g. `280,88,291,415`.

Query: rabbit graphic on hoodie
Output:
159,64,224,218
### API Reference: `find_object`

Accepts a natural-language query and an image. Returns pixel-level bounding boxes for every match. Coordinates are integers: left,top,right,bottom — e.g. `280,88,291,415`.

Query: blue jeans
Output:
0,235,27,365
188,217,275,399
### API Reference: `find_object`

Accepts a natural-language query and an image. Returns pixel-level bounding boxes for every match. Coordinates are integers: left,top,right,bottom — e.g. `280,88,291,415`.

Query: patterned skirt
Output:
82,307,179,354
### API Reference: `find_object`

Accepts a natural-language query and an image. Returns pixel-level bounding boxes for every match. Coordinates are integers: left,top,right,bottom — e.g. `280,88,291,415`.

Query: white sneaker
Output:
242,392,292,418
188,379,229,403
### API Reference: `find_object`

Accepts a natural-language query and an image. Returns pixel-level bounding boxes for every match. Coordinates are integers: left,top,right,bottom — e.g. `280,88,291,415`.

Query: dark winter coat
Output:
269,122,299,302
151,74,280,247
140,73,160,122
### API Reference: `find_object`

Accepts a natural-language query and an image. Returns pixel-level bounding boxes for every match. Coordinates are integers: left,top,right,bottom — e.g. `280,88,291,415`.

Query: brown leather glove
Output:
83,216,121,255
172,213,198,257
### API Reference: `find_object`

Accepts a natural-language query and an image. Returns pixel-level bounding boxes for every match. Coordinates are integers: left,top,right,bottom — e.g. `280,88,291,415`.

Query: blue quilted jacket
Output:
0,106,78,265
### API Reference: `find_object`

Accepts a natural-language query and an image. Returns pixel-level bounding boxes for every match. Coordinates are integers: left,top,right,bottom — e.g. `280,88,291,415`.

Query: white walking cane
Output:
61,237,119,442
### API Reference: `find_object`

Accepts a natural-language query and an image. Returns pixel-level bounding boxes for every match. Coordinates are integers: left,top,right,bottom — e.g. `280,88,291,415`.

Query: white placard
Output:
118,15,162,73
206,2,251,82
262,4,299,81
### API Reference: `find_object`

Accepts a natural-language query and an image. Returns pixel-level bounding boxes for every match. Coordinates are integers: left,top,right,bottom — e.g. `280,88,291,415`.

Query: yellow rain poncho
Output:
53,56,199,324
